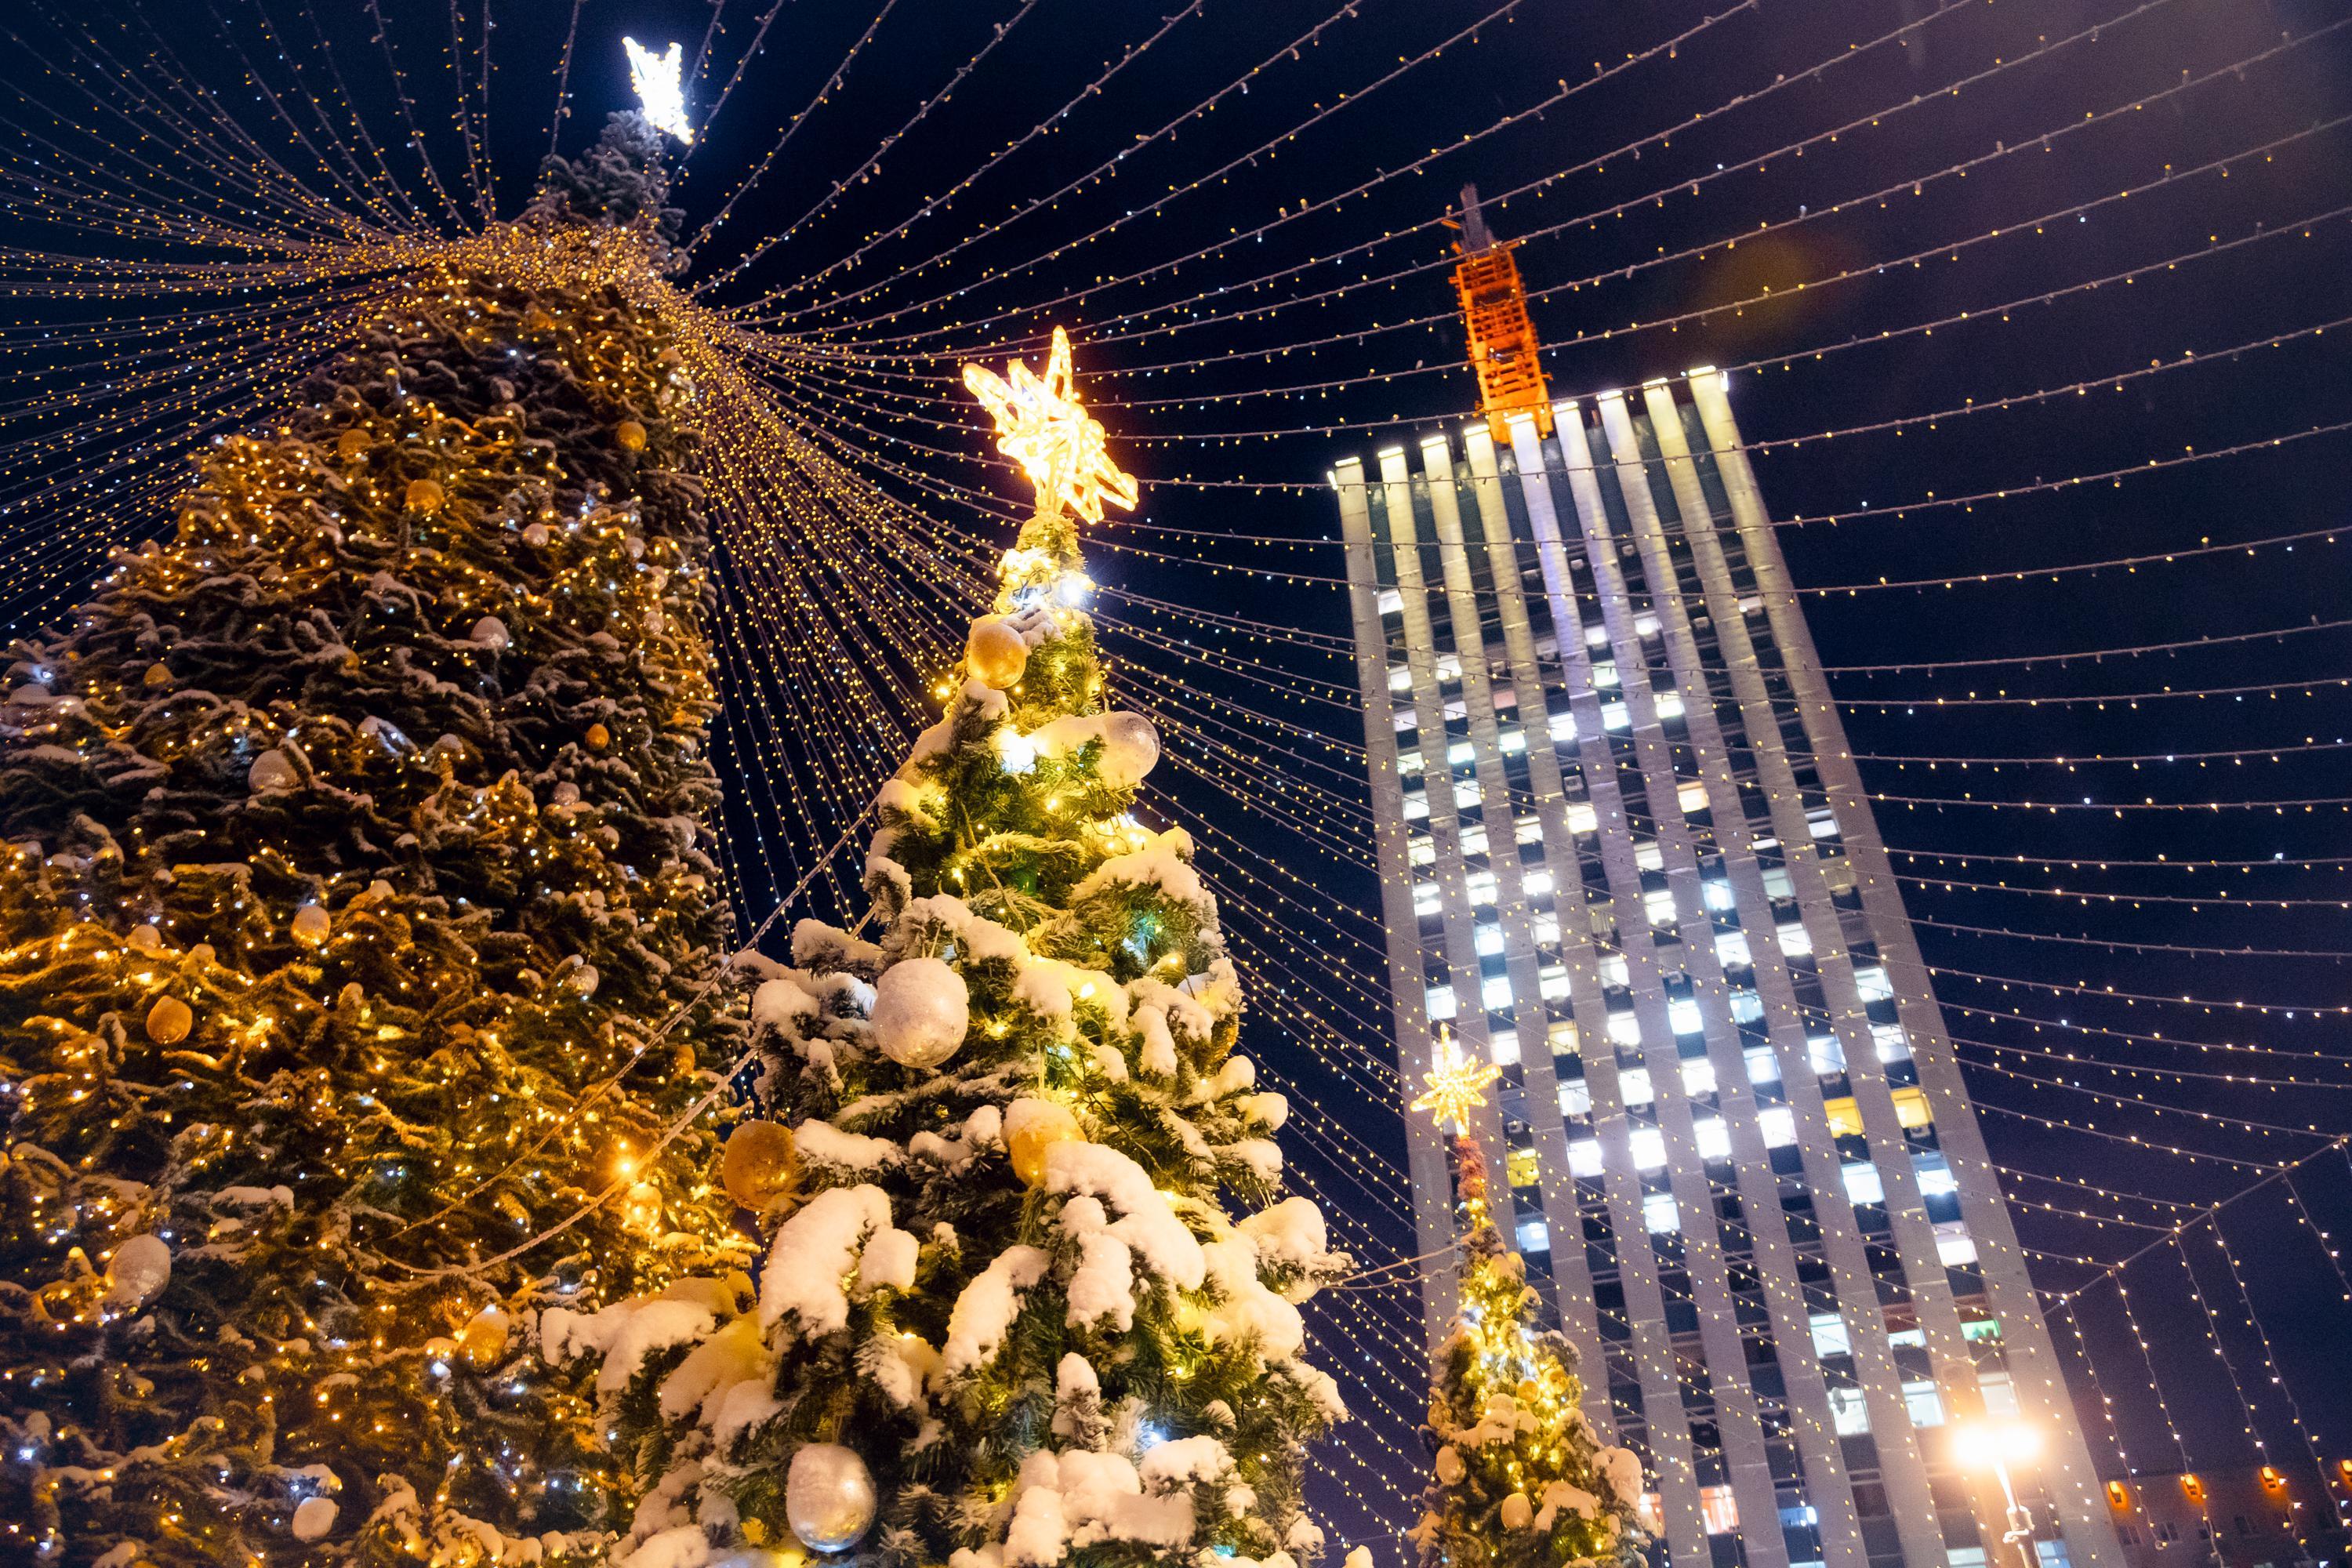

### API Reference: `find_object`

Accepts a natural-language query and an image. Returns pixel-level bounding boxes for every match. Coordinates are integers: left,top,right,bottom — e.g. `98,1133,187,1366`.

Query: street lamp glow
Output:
1952,1421,2043,1469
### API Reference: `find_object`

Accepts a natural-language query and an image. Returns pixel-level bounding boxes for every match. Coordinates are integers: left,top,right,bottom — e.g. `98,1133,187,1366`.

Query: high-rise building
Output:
1329,375,2124,1568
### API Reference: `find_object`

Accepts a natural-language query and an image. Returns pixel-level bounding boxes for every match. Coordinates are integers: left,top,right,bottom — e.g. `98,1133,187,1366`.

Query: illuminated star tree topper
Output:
1410,1023,1502,1134
962,325,1140,522
623,38,692,143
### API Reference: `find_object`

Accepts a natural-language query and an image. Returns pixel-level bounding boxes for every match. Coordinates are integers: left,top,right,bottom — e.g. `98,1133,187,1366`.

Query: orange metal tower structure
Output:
1450,183,1552,438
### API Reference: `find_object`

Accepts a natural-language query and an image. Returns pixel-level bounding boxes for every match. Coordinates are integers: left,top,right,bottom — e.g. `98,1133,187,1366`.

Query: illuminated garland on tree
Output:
0,110,754,1564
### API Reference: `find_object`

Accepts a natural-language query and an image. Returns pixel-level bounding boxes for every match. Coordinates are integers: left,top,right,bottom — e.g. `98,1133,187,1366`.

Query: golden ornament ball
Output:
585,722,612,751
290,905,331,948
405,478,446,514
965,617,1029,690
722,1120,801,1213
457,1305,510,1370
616,419,648,452
142,662,172,688
1007,1102,1083,1188
144,996,194,1045
336,429,370,463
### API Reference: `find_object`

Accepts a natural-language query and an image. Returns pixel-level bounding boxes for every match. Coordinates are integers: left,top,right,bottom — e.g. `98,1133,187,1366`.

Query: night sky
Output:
6,0,2351,1552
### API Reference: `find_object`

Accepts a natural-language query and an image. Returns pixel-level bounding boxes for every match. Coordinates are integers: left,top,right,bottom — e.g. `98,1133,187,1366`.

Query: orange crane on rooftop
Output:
1448,183,1552,439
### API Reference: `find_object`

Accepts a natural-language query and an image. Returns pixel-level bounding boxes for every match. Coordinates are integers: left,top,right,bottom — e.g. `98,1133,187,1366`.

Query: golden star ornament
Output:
962,326,1139,523
1410,1025,1502,1131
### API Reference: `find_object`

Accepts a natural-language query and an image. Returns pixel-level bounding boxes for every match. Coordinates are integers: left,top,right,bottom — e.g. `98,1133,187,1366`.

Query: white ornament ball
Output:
128,924,163,953
1098,710,1160,786
1434,1444,1465,1486
470,615,510,651
867,956,968,1069
291,1497,339,1542
248,748,299,793
522,523,552,548
1500,1491,1534,1531
105,1233,172,1310
786,1443,877,1552
965,617,1029,689
568,964,601,997
291,905,331,948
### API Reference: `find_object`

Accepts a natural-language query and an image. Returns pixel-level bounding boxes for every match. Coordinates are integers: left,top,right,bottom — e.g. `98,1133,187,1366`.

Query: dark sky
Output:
7,0,2352,1552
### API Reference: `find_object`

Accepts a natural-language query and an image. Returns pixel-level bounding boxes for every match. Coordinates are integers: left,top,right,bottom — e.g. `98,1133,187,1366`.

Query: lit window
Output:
1744,1045,1781,1085
1393,707,1417,733
1517,1218,1552,1253
1855,965,1896,1003
1761,866,1795,899
1829,1387,1871,1436
1500,728,1528,755
1704,879,1737,913
1916,1160,1958,1199
1524,870,1554,898
1425,985,1457,1021
1403,790,1429,821
1506,1147,1543,1187
1603,702,1632,731
1475,923,1504,956
1693,1116,1731,1160
1643,1192,1679,1233
1809,1036,1846,1075
1530,964,1568,1003
1904,1379,1946,1428
1630,1128,1668,1170
1759,1106,1796,1148
1618,1068,1654,1105
1568,1138,1603,1177
1566,800,1597,833
1459,826,1490,857
1893,1086,1933,1130
1677,781,1710,815
1777,922,1813,957
1646,888,1679,927
1873,1023,1912,1062
1559,1080,1592,1118
1377,588,1403,615
1584,625,1610,648
1593,662,1621,688
1699,1483,1737,1534
1656,690,1687,720
1681,1057,1717,1096
1669,998,1705,1036
1397,750,1425,776
1935,1222,1978,1268
1487,1029,1521,1067
1600,954,1632,988
1548,1019,1580,1054
1635,841,1665,872
1809,1312,1850,1357
1715,931,1752,969
1482,975,1514,1011
1730,990,1765,1025
1635,613,1661,638
1824,1097,1864,1138
1842,1163,1885,1204
1468,873,1498,906
1447,741,1477,766
1409,837,1437,867
1533,913,1562,945
1979,1368,2020,1417
1808,808,1840,839
1608,1011,1642,1047
1550,711,1578,743
1515,815,1544,844
1387,665,1413,692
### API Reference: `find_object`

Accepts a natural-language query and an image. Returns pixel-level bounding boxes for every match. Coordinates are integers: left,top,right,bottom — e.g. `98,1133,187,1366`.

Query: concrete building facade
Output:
1328,375,2124,1568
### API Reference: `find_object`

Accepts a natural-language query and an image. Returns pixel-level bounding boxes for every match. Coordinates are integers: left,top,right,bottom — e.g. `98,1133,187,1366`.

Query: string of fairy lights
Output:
3,0,2350,1547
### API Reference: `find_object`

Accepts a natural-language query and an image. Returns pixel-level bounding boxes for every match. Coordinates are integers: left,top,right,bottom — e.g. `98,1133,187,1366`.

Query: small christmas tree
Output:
0,111,752,1563
571,329,1352,1568
1406,1032,1647,1568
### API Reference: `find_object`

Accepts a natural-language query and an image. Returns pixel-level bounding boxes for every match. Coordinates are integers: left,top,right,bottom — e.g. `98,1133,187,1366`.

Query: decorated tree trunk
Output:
1408,1127,1647,1568
0,116,751,1566
572,339,1351,1568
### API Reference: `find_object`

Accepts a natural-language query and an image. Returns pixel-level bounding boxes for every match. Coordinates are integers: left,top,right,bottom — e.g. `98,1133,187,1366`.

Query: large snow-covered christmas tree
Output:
1406,1036,1646,1568
0,113,753,1564
564,329,1352,1568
